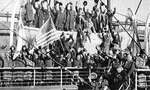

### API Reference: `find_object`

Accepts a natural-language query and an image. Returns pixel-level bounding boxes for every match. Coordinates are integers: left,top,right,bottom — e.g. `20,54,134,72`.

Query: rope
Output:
135,0,143,15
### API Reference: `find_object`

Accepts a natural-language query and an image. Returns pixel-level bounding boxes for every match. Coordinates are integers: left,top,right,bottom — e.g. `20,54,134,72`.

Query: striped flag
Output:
129,14,140,56
36,16,61,47
130,29,140,56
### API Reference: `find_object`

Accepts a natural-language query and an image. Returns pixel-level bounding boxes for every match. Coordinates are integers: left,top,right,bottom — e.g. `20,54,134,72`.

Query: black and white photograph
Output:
0,0,149,90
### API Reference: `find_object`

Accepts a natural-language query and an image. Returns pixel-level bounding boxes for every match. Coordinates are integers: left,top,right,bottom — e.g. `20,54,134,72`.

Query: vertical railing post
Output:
135,70,138,90
89,67,91,82
60,67,63,89
33,68,36,87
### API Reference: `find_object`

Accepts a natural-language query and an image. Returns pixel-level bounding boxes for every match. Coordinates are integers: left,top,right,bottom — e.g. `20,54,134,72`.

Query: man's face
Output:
56,3,60,11
99,76,103,82
112,49,118,54
70,4,73,10
23,46,26,51
35,2,40,9
29,0,32,3
42,1,48,10
26,0,32,3
59,5,64,11
78,9,83,15
96,9,100,15
67,4,72,10
42,48,46,54
101,6,106,13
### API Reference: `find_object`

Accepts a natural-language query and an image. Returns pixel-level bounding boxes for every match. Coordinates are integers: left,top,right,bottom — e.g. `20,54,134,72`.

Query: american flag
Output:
36,16,61,47
14,15,61,59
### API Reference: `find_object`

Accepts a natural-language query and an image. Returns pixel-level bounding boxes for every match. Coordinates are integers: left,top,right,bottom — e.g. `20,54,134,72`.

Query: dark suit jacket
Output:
64,10,76,31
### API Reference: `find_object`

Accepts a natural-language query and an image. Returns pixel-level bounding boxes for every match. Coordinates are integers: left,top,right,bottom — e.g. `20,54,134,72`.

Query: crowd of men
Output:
21,0,110,32
7,0,150,90
16,0,115,68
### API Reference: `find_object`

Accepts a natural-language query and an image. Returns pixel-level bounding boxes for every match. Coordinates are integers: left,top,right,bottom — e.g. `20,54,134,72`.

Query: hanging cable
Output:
135,0,143,15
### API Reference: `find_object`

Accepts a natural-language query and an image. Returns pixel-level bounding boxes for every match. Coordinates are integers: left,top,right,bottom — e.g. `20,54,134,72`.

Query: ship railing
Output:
0,67,106,88
135,69,150,90
0,67,81,87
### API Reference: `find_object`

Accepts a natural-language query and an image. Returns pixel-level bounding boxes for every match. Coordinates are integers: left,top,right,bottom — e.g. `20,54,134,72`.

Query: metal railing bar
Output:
136,69,150,72
0,67,107,70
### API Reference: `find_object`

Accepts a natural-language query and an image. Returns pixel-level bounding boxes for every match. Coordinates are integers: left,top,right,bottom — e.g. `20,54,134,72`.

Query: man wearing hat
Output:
64,2,76,31
136,49,149,69
55,2,66,30
88,72,101,90
99,76,110,90
33,0,41,28
38,0,49,27
109,43,120,59
24,0,35,26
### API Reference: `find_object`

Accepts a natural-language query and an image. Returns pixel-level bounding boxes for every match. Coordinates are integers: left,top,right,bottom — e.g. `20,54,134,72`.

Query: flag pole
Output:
10,0,19,47
135,0,143,15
